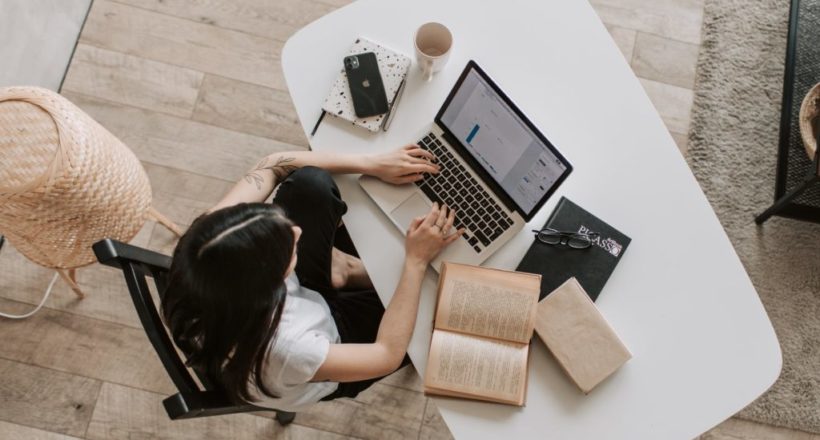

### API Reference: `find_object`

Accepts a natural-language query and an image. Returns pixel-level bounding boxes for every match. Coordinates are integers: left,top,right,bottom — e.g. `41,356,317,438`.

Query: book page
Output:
424,330,528,405
435,263,540,344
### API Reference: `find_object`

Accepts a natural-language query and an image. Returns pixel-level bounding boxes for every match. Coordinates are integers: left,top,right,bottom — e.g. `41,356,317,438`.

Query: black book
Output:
516,197,631,301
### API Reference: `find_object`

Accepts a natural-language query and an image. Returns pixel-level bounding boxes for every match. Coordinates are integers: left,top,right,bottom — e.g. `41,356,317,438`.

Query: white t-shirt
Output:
249,273,340,411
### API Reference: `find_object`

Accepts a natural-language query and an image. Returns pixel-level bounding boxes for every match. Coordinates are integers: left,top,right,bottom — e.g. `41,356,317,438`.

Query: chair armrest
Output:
93,239,172,271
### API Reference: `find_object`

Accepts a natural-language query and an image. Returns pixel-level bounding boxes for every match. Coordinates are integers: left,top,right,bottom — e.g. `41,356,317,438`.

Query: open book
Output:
423,263,541,406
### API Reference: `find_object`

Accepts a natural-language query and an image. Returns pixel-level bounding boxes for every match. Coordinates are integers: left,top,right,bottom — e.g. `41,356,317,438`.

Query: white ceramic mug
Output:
414,22,453,81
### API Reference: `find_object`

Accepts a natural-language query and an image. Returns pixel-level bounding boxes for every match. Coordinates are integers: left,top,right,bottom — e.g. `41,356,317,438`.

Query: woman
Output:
162,145,463,412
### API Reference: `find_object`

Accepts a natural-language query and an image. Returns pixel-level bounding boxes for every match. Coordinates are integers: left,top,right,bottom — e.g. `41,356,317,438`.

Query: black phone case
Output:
344,52,388,118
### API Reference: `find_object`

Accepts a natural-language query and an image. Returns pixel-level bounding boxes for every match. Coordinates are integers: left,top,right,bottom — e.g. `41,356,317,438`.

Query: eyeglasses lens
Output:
537,231,561,244
567,236,592,249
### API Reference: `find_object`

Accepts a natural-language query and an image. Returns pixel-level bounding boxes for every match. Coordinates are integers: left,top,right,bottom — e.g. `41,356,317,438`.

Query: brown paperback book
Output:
423,262,542,406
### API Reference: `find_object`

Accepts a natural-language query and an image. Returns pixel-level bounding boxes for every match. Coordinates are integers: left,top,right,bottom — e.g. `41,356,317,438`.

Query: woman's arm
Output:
210,146,439,213
312,203,462,382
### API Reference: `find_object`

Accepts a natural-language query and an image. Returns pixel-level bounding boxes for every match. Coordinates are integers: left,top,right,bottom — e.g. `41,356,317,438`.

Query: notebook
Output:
516,197,631,301
322,37,411,132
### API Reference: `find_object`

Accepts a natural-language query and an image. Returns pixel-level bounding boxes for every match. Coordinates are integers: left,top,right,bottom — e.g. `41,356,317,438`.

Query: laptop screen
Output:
437,62,570,217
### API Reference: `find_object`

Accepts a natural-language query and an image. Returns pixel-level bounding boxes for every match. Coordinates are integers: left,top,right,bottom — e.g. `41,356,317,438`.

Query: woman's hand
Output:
365,145,440,185
405,202,464,265
315,202,461,383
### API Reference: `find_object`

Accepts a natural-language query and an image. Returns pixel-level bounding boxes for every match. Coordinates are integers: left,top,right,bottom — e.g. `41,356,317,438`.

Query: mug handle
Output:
422,59,434,82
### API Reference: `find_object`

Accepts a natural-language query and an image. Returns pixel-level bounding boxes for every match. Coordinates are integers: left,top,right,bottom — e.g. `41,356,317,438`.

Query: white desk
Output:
281,1,781,438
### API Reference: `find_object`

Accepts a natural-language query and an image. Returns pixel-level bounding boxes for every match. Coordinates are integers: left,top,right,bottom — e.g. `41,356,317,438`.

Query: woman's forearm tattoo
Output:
244,156,297,190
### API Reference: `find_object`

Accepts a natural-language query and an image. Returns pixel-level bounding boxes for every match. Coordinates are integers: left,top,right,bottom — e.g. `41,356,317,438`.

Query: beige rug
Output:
689,0,820,433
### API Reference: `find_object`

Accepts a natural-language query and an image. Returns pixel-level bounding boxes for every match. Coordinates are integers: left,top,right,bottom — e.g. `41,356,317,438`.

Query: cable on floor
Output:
0,272,59,319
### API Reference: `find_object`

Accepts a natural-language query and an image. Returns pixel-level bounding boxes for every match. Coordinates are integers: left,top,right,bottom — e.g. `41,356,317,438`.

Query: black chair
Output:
92,238,296,425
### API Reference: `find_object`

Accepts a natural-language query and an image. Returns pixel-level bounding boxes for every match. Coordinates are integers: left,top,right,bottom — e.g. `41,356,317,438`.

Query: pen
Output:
383,78,406,132
310,110,326,137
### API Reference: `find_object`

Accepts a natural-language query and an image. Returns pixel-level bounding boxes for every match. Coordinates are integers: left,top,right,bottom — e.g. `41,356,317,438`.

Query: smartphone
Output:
344,52,388,118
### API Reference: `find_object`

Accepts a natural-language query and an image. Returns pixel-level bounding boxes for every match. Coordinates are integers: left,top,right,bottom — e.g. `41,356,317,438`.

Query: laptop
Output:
359,60,573,271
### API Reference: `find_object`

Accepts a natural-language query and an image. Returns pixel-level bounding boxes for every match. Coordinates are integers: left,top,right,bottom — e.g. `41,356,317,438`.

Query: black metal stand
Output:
757,0,820,224
757,149,820,224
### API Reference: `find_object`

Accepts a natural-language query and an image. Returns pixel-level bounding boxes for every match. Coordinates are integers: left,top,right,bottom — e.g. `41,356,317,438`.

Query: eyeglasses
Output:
532,228,599,249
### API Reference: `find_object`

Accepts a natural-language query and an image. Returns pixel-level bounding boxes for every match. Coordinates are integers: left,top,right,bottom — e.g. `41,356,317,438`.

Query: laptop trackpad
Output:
391,193,432,232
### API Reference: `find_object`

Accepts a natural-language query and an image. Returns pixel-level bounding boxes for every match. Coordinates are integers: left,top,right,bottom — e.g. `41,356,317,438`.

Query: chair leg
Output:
275,410,296,426
57,268,85,299
755,176,820,224
148,207,184,237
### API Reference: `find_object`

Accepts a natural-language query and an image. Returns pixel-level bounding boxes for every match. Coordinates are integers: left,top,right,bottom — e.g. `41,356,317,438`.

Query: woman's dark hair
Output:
161,203,295,403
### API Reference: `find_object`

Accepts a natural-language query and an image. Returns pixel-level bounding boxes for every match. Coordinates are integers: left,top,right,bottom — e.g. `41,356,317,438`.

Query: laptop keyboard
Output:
414,132,514,253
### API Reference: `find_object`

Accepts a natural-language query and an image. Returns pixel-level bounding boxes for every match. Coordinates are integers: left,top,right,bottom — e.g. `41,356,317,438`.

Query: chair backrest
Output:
92,238,262,419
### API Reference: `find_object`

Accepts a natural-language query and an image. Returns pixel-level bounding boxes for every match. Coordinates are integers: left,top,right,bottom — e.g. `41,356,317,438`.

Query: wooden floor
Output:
0,0,817,439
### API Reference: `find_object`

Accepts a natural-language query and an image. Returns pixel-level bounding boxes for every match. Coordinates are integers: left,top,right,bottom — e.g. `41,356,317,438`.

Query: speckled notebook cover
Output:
322,37,411,132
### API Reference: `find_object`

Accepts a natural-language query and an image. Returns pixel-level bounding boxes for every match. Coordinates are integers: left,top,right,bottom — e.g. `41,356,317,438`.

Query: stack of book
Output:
423,199,633,404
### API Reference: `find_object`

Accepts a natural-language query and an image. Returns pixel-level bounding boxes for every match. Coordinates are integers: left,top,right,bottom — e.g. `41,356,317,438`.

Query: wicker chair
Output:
0,86,181,298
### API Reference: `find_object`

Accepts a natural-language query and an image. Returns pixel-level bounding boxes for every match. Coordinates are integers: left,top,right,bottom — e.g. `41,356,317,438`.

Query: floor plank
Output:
589,0,704,45
639,77,694,136
62,44,203,118
192,74,309,147
0,222,153,329
79,0,285,90
671,131,689,156
144,162,235,208
61,91,300,183
419,399,453,440
86,382,355,440
0,358,100,438
605,24,638,64
149,182,225,228
349,384,426,440
0,297,174,396
108,0,336,42
284,383,426,439
0,420,83,440
377,365,423,393
310,0,353,9
259,394,361,438
148,220,183,257
631,31,700,89
143,161,236,230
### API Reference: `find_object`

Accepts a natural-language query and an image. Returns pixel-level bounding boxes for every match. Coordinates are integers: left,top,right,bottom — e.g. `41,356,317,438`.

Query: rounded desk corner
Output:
281,1,355,73
281,28,306,75
750,317,784,402
763,330,784,392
